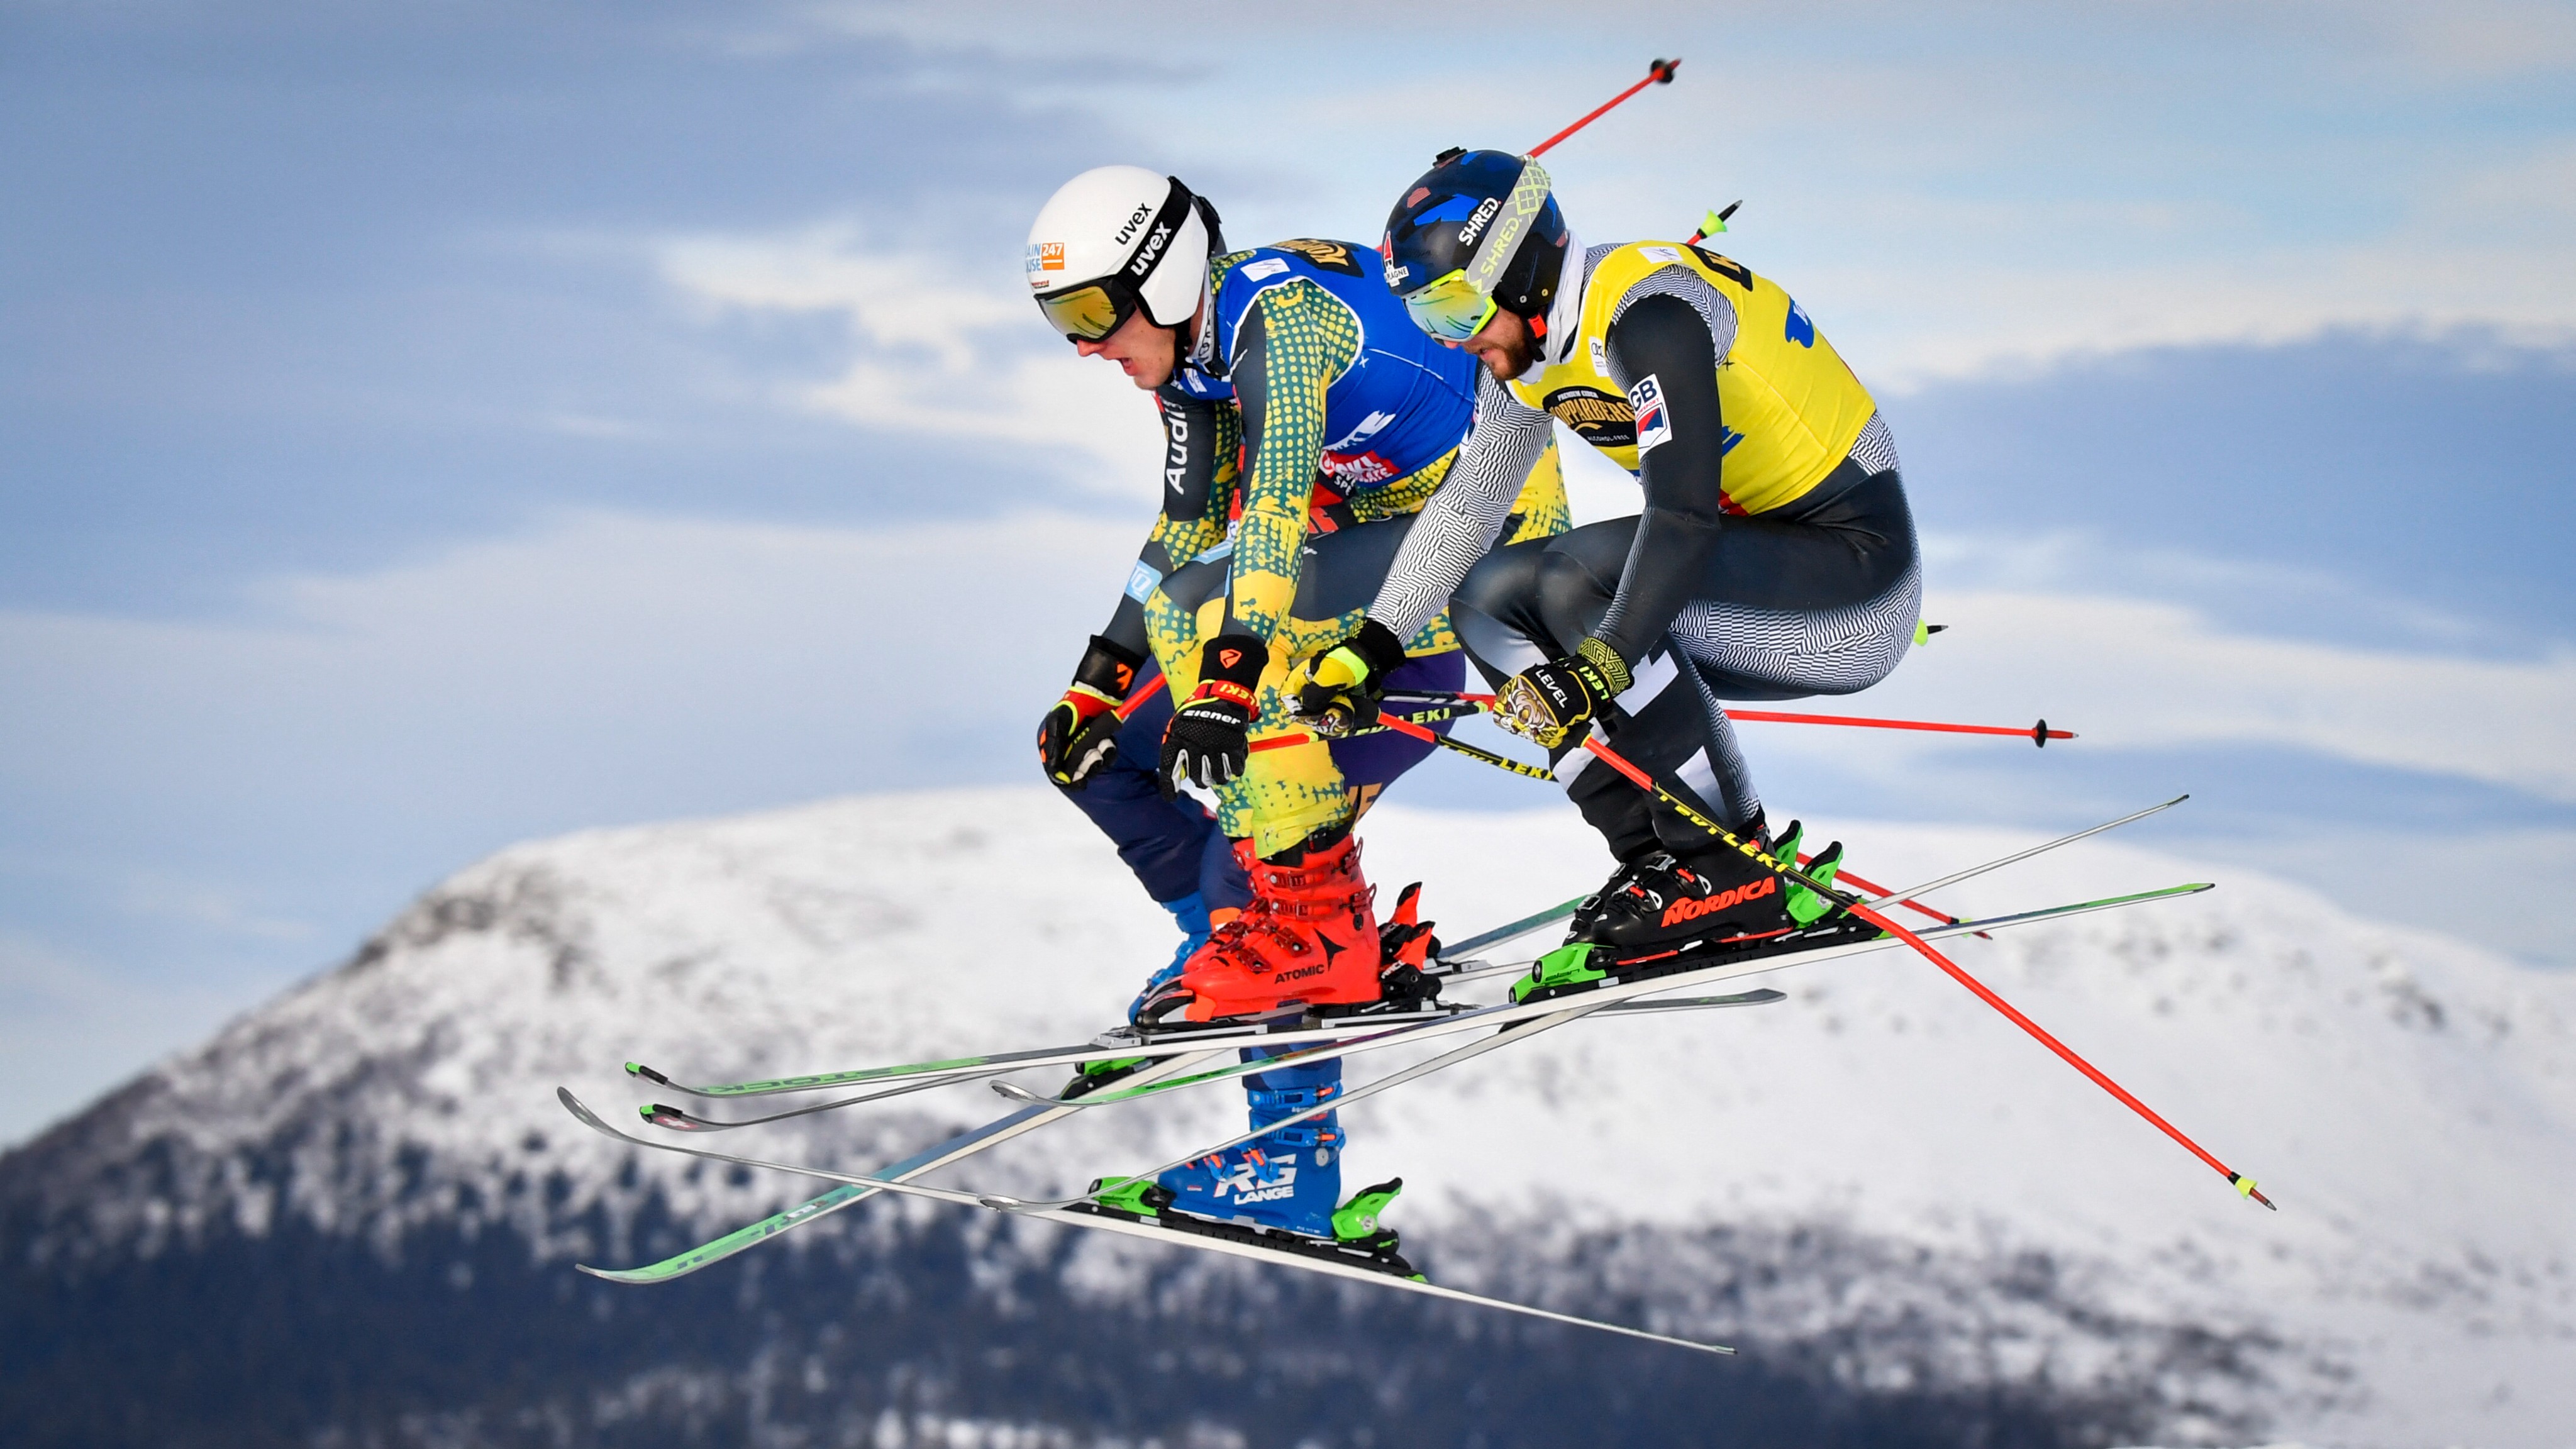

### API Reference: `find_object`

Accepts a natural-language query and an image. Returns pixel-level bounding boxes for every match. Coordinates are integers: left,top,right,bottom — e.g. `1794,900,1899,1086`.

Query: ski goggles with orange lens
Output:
1036,276,1146,343
1401,269,1500,343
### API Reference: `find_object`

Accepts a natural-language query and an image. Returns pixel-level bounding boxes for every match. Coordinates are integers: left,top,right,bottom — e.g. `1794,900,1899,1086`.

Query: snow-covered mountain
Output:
4,786,2570,1448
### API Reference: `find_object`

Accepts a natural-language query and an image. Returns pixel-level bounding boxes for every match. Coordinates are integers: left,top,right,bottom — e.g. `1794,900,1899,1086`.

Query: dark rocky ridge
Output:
1,1167,2255,1448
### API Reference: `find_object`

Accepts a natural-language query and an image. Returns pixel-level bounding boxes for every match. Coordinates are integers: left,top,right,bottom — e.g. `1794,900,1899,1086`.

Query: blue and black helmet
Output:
1380,148,1570,341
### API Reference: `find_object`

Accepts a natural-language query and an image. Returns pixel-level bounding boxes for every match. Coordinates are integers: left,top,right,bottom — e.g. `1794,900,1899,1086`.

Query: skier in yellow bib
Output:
1297,148,1921,958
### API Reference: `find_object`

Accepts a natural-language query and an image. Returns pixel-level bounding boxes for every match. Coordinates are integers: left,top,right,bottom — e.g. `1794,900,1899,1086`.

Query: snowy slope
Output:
9,786,2571,1447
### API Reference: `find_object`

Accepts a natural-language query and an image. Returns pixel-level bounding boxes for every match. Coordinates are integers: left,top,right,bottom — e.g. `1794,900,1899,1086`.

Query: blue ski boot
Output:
1127,891,1213,1023
1153,1047,1345,1236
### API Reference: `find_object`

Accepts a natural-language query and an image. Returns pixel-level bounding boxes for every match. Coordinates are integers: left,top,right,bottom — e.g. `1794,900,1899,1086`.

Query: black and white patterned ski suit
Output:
1365,242,1921,860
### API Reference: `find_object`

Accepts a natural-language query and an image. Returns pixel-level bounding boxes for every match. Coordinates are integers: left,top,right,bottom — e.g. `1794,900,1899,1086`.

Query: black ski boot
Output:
1573,847,1794,958
1567,857,1654,942
1575,814,1857,959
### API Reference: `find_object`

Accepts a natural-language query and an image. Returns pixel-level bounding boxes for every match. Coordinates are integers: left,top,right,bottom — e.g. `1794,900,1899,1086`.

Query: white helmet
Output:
1024,165,1221,341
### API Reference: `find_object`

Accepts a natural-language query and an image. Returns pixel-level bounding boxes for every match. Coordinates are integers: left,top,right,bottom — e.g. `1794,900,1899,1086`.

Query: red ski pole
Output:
1729,709,2074,748
1364,697,1974,930
1391,691,2074,748
1528,58,1681,157
1114,671,1169,720
1572,730,2276,1211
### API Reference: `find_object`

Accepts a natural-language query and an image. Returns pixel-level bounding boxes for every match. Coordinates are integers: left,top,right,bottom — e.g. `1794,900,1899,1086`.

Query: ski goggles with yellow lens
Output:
1401,269,1500,343
1036,275,1147,343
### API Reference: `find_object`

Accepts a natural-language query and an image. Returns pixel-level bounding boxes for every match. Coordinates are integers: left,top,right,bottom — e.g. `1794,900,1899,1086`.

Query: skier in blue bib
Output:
1023,166,1569,1248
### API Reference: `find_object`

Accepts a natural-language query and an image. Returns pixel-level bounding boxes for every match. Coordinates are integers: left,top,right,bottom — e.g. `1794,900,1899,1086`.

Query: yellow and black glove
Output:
1493,638,1631,749
1291,617,1409,737
1036,634,1143,789
1159,633,1267,798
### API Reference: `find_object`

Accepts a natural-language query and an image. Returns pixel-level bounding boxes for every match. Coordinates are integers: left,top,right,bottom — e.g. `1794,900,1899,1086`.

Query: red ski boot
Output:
1149,835,1382,1023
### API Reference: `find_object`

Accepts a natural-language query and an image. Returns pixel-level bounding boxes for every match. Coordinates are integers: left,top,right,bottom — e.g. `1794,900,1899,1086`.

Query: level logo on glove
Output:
1492,638,1631,750
1160,632,1268,798
1290,617,1409,738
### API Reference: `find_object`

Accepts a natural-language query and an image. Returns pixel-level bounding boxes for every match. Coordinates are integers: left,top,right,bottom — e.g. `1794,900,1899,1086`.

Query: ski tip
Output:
625,1062,670,1085
555,1087,612,1134
976,1194,1030,1211
991,1080,1048,1105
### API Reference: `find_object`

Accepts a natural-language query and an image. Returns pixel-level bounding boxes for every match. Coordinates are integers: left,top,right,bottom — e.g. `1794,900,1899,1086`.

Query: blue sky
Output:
4,0,2573,1140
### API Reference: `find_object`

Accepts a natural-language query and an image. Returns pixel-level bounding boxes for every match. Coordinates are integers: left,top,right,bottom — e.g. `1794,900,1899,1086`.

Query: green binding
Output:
1086,1175,1166,1216
1511,942,1606,1004
1331,1177,1405,1244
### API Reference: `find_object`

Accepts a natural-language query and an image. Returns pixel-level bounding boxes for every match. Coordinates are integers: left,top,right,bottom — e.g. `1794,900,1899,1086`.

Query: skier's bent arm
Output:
1218,280,1357,647
1591,290,1735,667
1041,392,1236,791
1159,279,1356,796
1363,369,1555,645
1096,392,1236,660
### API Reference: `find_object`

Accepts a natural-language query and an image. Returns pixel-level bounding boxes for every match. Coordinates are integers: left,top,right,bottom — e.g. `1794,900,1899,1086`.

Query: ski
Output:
977,884,2206,1217
621,1001,1472,1102
1002,884,2214,1112
647,989,1787,1134
574,1049,1232,1282
557,1089,1733,1356
1426,894,1585,969
573,884,2202,1282
625,797,2187,1106
982,990,1790,1216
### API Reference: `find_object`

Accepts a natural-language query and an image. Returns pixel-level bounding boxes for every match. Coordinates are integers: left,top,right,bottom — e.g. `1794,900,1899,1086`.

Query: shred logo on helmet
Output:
1380,147,1571,342
1024,165,1225,342
1457,196,1501,245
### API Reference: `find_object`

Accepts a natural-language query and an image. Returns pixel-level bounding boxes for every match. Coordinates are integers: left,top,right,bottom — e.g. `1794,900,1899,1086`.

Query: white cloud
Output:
0,506,1162,1143
0,508,1146,832
812,5,2576,391
654,226,1165,493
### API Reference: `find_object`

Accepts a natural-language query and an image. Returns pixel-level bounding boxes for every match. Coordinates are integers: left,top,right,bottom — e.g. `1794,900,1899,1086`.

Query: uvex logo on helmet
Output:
1126,221,1175,278
1661,875,1776,927
1112,202,1154,247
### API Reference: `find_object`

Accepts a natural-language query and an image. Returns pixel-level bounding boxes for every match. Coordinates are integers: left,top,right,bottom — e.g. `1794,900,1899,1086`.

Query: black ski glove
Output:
1037,634,1143,790
1291,616,1409,736
1494,638,1631,748
1160,633,1267,798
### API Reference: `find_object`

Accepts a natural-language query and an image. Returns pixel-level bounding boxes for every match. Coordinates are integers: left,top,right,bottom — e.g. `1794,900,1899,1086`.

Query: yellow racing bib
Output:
1511,243,1875,515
